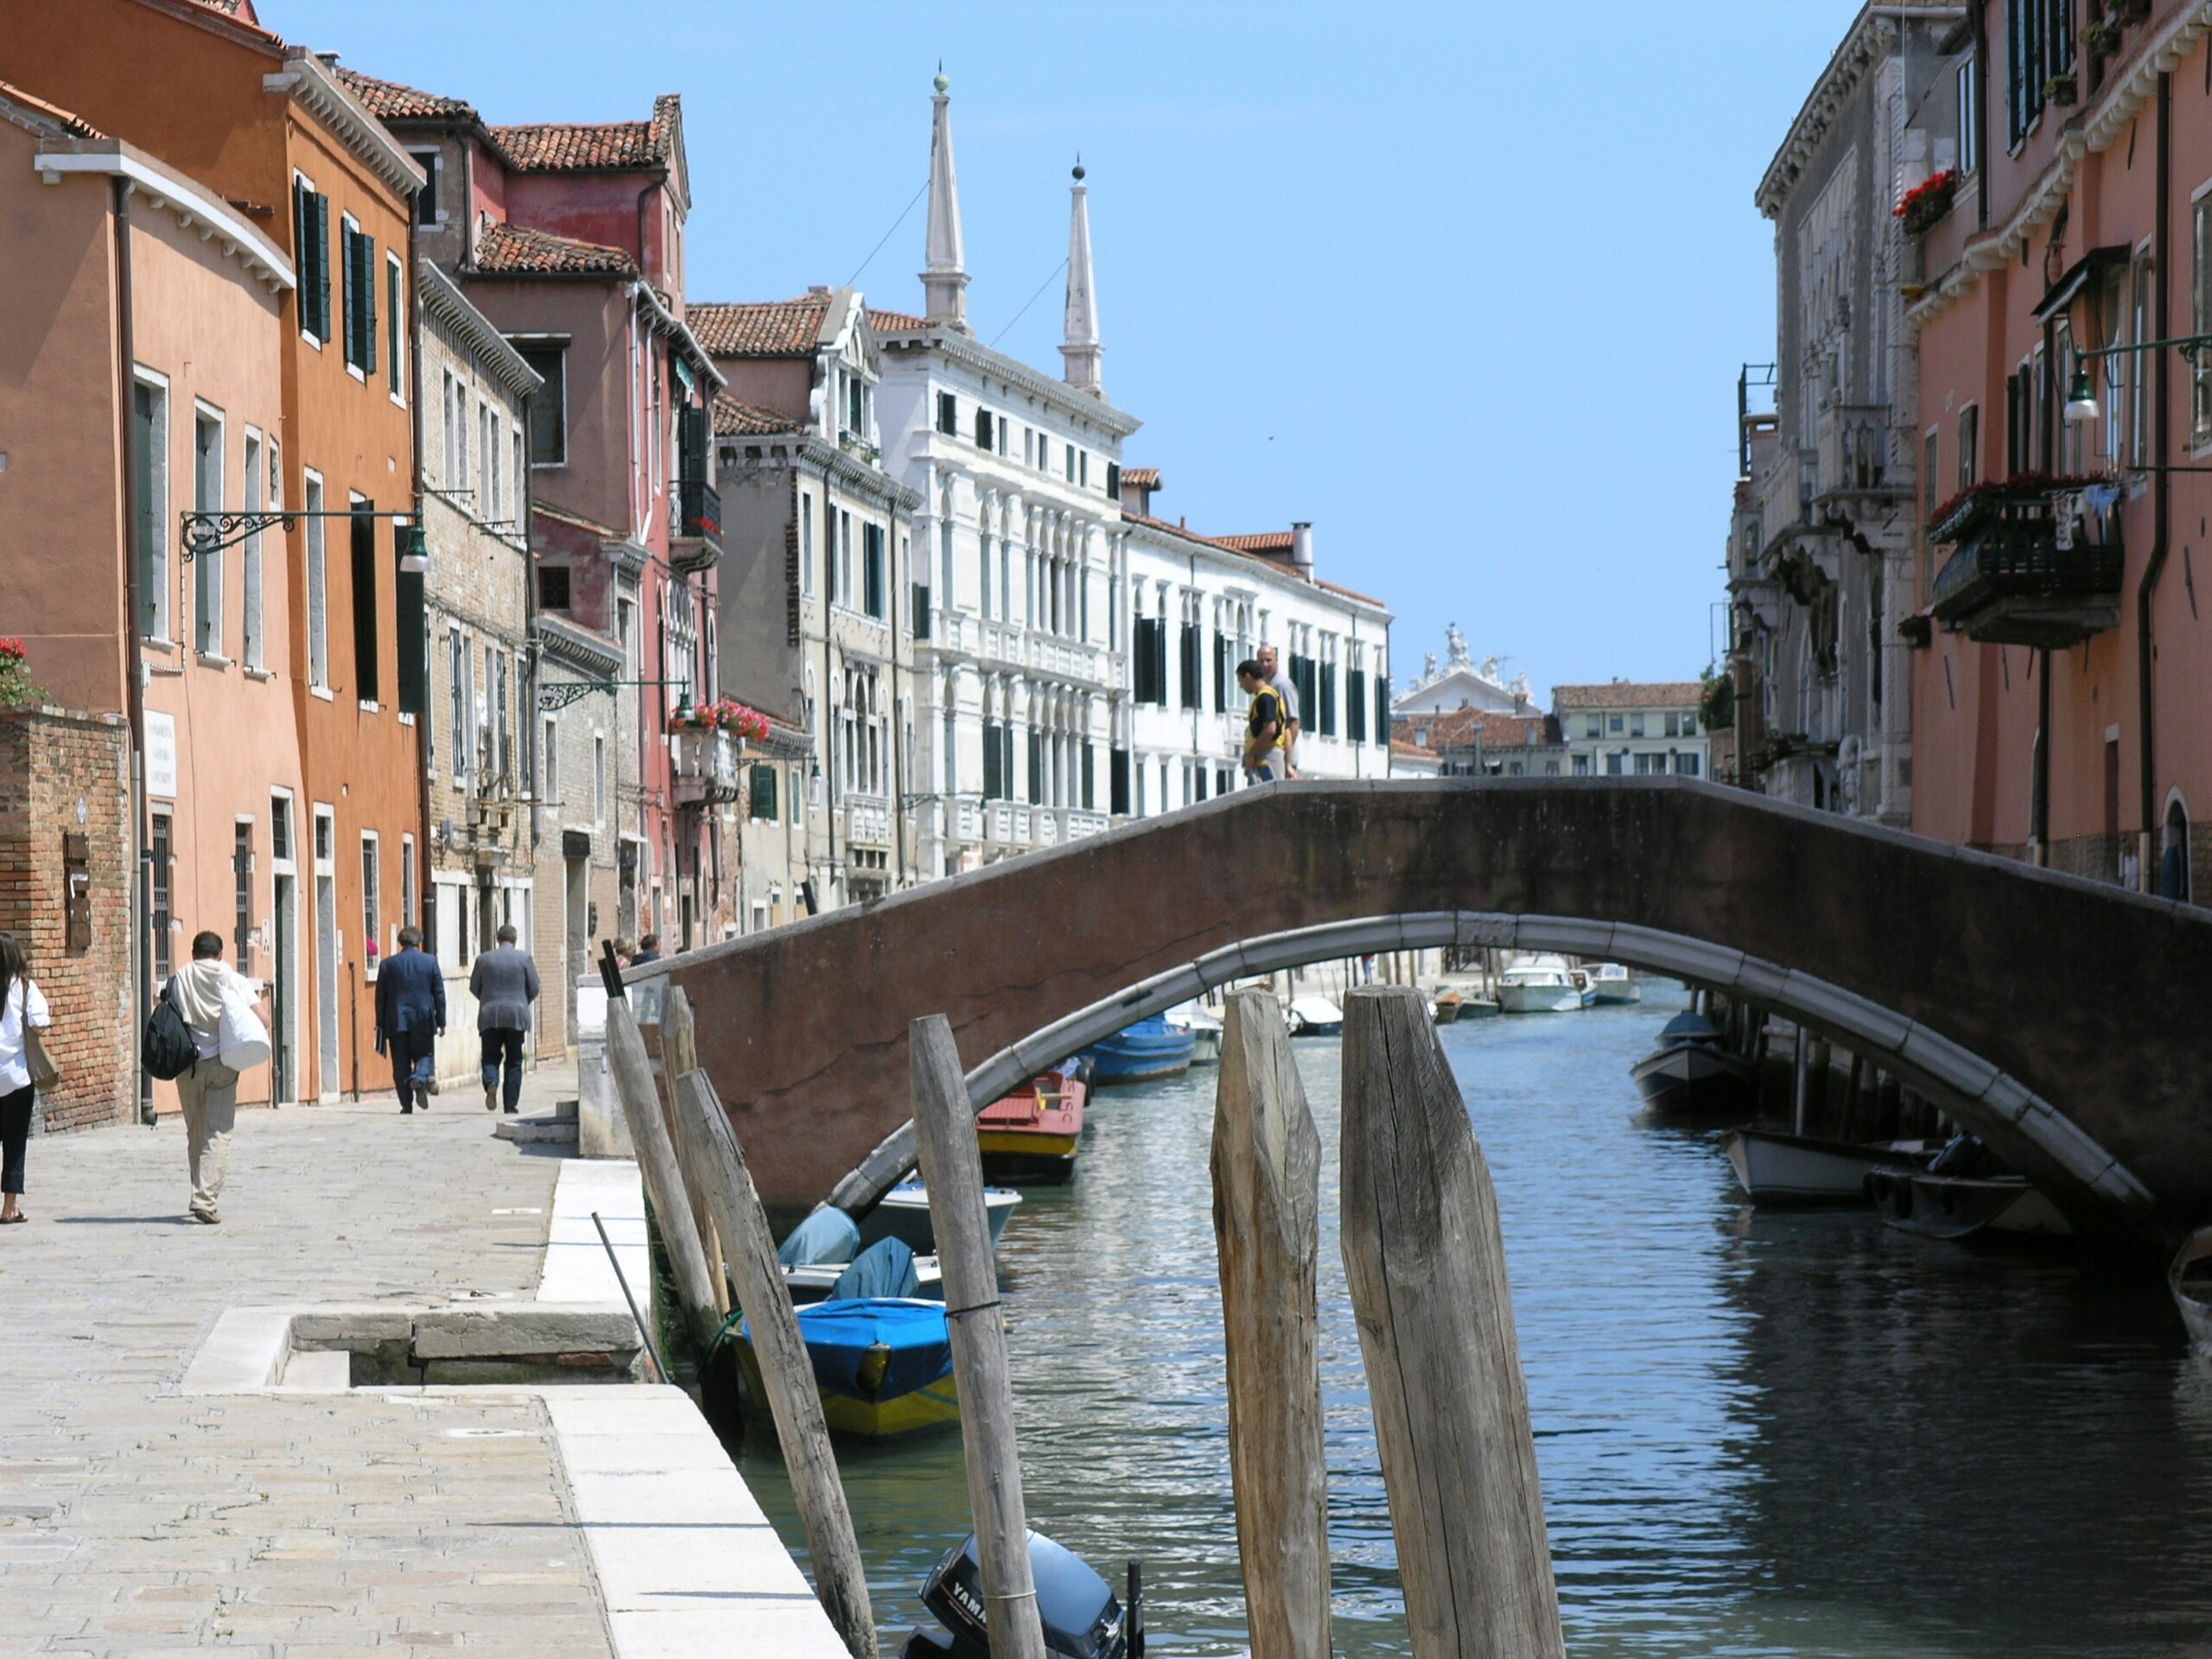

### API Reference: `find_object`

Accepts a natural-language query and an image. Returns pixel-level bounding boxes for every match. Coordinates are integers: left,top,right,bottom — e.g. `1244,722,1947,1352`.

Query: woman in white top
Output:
0,931,52,1224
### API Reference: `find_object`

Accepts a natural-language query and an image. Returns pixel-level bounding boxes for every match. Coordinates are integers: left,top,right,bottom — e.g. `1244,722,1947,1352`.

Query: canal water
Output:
729,983,2212,1655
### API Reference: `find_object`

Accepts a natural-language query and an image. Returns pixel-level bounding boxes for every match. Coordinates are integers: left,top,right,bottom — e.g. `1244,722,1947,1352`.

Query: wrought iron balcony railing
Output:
1929,483,2125,649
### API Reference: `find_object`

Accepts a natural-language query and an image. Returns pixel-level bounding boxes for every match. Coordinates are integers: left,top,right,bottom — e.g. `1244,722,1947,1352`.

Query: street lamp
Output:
397,522,429,575
2063,365,2101,428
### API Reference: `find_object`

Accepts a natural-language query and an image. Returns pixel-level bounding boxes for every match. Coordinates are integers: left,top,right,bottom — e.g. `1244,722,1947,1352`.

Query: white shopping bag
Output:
217,977,271,1071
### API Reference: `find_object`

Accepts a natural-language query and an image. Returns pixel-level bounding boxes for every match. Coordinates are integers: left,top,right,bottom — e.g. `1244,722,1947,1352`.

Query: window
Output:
593,733,607,819
410,149,440,226
1585,715,1600,738
193,408,224,656
1609,715,1624,734
750,763,779,821
2006,0,2050,150
974,407,994,449
2195,197,2212,447
361,834,381,968
516,345,567,465
1678,753,1701,779
1079,450,1090,487
401,832,416,928
864,523,886,619
2132,253,2152,468
1035,434,1050,474
937,391,958,436
1957,404,1980,492
541,715,559,802
132,377,168,639
1958,58,1979,175
493,650,510,783
1065,445,1077,483
1106,461,1121,501
305,472,327,687
293,175,330,343
1606,753,1625,776
538,564,570,609
351,499,379,703
447,626,467,785
1348,667,1369,741
340,218,378,376
151,812,174,982
242,429,264,670
1630,713,1646,738
386,253,406,402
1573,753,1592,776
801,493,816,595
480,402,495,519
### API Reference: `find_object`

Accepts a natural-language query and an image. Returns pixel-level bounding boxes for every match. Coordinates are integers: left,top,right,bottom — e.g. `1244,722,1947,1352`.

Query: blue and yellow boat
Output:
1079,1013,1194,1084
739,1238,961,1440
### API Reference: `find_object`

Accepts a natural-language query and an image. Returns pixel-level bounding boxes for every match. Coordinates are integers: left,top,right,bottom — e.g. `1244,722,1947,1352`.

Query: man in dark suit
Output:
374,925,446,1115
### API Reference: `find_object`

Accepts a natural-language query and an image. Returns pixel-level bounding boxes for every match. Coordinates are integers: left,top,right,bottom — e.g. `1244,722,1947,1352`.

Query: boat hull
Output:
1722,1128,1929,1205
1498,983,1582,1014
737,1336,962,1440
1431,996,1463,1025
1630,1041,1757,1116
1590,983,1643,1006
1082,1014,1196,1084
1179,1027,1222,1065
976,1130,1080,1185
2171,1228,2212,1352
1865,1167,2072,1240
859,1185,1020,1254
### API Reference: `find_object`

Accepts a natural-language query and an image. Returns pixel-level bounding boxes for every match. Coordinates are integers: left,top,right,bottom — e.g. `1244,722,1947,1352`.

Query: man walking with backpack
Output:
161,931,268,1224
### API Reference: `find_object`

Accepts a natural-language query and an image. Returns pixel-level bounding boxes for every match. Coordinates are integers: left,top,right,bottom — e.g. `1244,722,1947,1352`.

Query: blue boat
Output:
738,1240,961,1439
857,1180,1021,1255
1080,1013,1194,1084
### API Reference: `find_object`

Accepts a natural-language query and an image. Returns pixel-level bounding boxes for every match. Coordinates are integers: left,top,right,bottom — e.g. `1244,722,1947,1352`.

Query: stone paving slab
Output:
0,1074,604,1656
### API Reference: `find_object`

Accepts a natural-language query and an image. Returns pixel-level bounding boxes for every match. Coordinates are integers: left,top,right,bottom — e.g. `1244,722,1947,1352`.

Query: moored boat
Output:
1630,1011,1757,1116
739,1296,960,1439
1081,1013,1194,1084
976,1065,1088,1185
1864,1138,2071,1241
1722,1126,1935,1205
858,1179,1022,1255
1432,991,1464,1024
2169,1227,2212,1353
1583,962,1641,1005
1287,995,1344,1036
1498,954,1583,1014
1167,1005,1223,1065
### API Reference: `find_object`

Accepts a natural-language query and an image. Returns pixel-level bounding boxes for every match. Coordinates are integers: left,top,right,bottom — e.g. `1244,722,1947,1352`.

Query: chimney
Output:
1289,522,1314,577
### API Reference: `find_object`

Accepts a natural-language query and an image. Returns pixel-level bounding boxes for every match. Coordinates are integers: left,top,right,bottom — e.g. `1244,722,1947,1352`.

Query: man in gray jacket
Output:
467,925,540,1114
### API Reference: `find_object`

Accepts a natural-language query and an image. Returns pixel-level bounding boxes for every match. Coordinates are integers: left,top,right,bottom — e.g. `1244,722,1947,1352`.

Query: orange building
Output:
1907,0,2209,899
11,0,429,1100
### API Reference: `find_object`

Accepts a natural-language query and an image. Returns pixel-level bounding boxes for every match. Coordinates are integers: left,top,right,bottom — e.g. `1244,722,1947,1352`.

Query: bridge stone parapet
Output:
635,779,2212,1254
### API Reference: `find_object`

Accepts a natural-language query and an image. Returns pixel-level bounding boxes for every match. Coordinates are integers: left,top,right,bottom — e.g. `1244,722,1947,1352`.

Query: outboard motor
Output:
899,1529,1131,1659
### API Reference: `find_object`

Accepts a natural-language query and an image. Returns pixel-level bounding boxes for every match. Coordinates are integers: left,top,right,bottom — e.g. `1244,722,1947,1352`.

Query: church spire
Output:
1060,159,1103,395
921,70,970,334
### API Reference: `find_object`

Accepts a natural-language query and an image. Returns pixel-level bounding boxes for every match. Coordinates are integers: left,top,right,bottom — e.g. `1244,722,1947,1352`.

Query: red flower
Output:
1895,169,1960,219
0,639,25,658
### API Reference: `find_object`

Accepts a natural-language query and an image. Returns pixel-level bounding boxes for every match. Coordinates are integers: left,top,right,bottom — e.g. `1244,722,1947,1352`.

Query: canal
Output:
729,982,2212,1655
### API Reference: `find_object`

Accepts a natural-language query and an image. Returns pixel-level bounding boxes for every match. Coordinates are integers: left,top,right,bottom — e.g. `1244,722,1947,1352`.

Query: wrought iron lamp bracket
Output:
177,506,422,563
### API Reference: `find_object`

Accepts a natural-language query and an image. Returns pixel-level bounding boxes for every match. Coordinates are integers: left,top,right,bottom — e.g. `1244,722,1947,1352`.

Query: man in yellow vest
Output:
1237,659,1289,784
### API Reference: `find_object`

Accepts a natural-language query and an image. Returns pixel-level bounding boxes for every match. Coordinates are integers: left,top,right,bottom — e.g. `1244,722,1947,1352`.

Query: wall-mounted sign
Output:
145,711,177,799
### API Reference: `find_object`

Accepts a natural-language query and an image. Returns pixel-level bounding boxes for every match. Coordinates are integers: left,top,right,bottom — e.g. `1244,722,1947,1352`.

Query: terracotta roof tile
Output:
490,93,679,172
712,392,805,437
0,80,106,140
1212,531,1295,554
1315,576,1384,607
866,306,927,333
1552,681,1703,710
472,219,635,276
1120,467,1161,490
1390,737,1437,759
1408,709,1559,752
690,299,829,358
334,66,476,123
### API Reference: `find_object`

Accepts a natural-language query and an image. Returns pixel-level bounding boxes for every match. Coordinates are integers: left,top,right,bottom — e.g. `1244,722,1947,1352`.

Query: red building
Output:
342,72,732,946
1908,1,2209,899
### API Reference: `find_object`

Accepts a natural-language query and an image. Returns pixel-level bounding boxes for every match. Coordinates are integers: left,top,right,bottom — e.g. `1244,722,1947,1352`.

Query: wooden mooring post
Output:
1339,985,1566,1659
602,992,721,1350
1210,989,1330,1659
658,988,730,1316
910,1014,1046,1659
673,1070,879,1659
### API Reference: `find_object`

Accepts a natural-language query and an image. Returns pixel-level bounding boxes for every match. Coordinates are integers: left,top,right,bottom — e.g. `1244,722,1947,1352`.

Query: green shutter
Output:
395,559,427,715
314,194,332,341
749,763,778,822
387,258,403,391
361,232,378,375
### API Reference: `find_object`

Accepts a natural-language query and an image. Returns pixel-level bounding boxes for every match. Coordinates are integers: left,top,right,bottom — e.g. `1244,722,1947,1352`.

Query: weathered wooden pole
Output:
674,1071,878,1659
603,996,721,1349
1210,990,1330,1659
910,1014,1046,1659
1791,1024,1811,1136
658,988,729,1316
1338,986,1566,1659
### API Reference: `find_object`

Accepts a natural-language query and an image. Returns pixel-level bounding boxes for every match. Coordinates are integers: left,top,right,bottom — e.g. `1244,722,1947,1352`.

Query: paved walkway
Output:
0,1071,610,1657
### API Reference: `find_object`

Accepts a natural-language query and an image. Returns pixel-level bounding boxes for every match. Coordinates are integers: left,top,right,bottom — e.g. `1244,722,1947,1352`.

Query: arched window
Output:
2164,794,2193,904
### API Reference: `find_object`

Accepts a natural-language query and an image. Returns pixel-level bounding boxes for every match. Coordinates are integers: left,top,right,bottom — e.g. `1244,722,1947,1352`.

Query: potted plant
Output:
2045,68,2079,104
1895,168,1961,236
2084,16,2123,53
0,639,46,709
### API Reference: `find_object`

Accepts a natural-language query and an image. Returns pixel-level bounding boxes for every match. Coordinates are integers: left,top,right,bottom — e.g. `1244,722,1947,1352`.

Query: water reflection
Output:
729,985,2212,1655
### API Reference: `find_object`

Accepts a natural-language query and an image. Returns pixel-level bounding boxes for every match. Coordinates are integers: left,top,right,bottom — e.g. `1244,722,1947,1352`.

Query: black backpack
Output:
143,984,198,1082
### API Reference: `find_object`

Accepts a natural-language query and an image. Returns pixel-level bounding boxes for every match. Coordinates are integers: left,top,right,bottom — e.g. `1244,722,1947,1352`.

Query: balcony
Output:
671,727,741,806
1929,484,2125,648
671,478,722,573
1815,404,1904,504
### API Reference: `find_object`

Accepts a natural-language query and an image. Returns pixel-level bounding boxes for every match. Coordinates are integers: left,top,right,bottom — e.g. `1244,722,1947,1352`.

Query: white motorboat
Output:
1168,1005,1224,1065
1582,962,1641,1005
1498,954,1583,1014
1722,1127,1936,1205
2170,1227,2212,1353
1287,995,1344,1036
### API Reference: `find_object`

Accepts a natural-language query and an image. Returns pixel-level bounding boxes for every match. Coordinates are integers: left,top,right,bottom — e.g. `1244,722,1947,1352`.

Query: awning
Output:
2034,245,2131,322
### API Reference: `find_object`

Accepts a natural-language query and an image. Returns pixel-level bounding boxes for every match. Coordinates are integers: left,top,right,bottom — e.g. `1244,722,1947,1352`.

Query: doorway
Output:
563,851,588,1047
272,874,296,1103
315,873,338,1096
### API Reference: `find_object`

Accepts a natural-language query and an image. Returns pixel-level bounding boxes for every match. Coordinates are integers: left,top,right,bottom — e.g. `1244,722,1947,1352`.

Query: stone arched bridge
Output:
632,779,2212,1255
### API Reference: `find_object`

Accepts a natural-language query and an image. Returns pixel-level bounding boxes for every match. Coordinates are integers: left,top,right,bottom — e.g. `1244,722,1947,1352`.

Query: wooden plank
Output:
909,1014,1045,1659
1338,986,1565,1659
674,1070,878,1659
603,997,721,1350
659,988,729,1316
1210,989,1329,1659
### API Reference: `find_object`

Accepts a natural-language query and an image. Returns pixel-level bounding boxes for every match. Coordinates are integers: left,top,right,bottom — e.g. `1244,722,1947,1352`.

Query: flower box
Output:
2083,18,2123,53
2044,70,2078,105
1895,169,1960,237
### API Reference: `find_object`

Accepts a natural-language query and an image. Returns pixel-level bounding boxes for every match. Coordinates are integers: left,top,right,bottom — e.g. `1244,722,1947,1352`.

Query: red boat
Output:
975,1065,1087,1185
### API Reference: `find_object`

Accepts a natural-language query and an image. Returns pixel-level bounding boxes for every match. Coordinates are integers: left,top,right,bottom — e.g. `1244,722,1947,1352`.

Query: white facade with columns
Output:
875,75,1141,876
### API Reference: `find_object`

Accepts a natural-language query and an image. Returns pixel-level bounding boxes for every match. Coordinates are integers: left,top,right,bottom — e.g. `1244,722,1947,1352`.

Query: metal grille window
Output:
133,378,168,639
305,474,327,686
194,410,223,656
242,430,264,669
151,813,174,982
361,835,380,964
234,823,252,967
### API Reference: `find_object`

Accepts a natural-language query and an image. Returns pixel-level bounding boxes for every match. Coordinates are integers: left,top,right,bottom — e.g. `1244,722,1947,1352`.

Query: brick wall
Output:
0,707,135,1133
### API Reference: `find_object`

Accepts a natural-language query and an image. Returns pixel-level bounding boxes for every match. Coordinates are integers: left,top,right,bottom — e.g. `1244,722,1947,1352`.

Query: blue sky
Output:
296,0,1862,696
